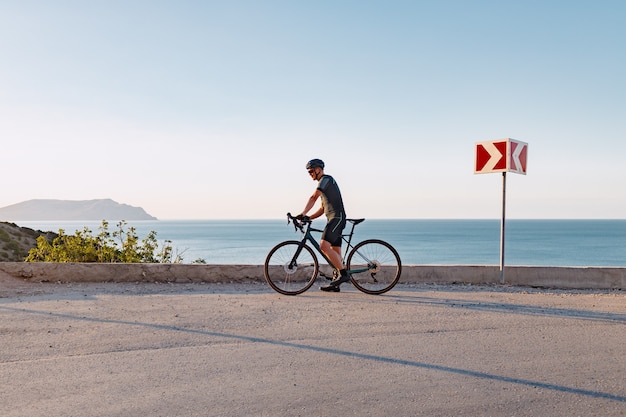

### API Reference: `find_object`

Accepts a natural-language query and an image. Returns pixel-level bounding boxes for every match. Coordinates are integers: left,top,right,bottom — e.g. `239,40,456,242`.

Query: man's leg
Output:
320,240,350,292
320,240,343,271
320,218,349,292
332,246,343,268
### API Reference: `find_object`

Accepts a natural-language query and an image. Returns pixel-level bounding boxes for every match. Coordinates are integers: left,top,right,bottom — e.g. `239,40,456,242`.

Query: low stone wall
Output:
401,265,626,289
0,262,624,289
0,263,261,284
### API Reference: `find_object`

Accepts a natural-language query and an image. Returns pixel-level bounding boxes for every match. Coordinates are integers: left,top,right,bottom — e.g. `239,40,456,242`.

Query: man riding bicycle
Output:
297,158,350,292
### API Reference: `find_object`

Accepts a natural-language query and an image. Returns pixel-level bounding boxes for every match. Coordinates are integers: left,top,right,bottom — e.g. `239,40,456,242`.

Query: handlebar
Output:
286,212,310,233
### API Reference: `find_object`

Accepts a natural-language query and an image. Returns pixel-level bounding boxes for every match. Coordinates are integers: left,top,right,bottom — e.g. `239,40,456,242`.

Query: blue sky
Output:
1,1,624,219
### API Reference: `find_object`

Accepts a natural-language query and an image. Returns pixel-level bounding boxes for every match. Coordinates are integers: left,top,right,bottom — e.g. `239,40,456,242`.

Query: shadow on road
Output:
2,304,625,404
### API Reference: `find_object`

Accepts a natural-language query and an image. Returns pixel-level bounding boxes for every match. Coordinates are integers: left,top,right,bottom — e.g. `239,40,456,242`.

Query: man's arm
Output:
301,189,322,217
309,205,324,220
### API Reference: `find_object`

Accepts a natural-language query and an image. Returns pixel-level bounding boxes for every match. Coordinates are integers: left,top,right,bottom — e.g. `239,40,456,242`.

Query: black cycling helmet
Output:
306,158,325,170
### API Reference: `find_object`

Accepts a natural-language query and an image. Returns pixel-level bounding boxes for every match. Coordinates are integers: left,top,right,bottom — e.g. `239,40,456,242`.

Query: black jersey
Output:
317,175,345,220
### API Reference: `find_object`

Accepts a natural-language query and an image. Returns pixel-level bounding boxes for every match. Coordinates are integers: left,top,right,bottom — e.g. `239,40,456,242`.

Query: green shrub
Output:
26,220,181,263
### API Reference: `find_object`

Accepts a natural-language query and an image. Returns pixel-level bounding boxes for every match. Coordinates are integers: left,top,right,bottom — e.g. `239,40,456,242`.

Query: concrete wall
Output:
0,262,624,289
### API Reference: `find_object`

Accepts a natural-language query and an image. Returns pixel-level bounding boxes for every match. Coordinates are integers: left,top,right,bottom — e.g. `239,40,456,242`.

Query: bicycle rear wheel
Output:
264,240,319,295
346,239,401,295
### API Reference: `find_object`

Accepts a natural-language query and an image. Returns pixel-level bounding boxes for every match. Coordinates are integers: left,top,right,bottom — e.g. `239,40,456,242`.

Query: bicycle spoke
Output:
264,241,319,295
347,239,401,295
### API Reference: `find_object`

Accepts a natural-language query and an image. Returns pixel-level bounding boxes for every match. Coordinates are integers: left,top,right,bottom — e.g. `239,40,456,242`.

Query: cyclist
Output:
297,158,349,292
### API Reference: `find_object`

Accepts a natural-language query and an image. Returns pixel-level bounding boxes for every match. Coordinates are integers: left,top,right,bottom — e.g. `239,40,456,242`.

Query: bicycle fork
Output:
288,242,307,271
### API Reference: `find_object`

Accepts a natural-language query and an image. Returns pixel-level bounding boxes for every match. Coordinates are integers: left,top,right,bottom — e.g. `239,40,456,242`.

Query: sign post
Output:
474,138,528,283
500,172,506,284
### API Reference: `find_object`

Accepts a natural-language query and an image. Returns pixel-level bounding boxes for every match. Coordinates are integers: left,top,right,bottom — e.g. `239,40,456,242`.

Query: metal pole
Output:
500,172,506,284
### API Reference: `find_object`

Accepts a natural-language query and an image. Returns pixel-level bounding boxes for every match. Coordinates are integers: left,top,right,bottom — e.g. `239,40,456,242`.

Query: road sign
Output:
474,138,528,175
474,138,529,284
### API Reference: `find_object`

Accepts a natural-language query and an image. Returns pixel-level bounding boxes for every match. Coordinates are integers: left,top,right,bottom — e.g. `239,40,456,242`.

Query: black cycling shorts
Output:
321,216,346,247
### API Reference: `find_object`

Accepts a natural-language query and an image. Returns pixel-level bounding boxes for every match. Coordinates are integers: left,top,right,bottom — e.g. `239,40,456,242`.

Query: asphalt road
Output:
1,281,625,416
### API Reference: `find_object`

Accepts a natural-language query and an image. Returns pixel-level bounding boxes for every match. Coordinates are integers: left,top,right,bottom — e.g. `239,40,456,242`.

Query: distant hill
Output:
0,222,57,261
0,199,157,221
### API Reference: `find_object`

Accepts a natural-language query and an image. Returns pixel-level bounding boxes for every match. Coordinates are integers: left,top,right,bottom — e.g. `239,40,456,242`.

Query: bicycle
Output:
264,213,402,295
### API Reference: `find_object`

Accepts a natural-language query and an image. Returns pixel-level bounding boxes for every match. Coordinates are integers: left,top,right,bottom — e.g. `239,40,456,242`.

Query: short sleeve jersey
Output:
317,175,345,220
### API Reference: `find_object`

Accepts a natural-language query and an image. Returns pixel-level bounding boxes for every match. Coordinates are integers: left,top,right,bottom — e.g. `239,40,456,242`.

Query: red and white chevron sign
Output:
475,139,528,175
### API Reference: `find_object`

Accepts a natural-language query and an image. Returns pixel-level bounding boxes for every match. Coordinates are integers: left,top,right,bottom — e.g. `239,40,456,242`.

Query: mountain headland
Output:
0,199,156,261
0,199,157,221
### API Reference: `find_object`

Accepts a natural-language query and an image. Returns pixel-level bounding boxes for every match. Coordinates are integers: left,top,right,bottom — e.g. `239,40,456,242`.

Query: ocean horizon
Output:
14,219,626,267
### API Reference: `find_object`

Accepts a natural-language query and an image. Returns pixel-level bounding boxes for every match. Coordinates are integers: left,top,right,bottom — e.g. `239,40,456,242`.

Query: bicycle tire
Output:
346,239,401,295
264,240,319,295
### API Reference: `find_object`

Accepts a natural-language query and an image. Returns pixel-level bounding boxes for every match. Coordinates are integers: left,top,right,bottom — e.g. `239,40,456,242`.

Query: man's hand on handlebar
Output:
287,213,310,232
294,213,310,222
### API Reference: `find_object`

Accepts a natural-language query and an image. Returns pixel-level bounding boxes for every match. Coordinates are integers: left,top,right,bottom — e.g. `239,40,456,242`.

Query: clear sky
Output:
1,1,624,219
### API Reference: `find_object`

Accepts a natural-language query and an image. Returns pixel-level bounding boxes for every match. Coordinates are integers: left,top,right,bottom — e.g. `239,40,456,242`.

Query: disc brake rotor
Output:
283,263,297,274
368,260,382,273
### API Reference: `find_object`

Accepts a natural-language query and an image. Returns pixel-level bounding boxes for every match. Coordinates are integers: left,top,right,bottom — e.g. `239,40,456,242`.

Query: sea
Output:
15,219,626,267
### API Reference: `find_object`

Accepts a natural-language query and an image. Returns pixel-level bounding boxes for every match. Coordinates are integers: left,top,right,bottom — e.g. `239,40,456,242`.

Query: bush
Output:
25,220,182,263
0,228,10,243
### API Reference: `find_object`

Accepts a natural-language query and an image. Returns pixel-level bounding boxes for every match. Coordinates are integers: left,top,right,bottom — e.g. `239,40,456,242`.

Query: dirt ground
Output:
1,273,625,416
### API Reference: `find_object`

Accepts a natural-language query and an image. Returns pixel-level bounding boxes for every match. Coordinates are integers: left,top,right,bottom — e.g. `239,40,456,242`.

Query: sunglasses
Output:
308,169,317,174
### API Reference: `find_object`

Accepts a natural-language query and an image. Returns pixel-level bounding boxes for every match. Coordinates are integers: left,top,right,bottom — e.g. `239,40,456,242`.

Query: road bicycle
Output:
264,213,402,295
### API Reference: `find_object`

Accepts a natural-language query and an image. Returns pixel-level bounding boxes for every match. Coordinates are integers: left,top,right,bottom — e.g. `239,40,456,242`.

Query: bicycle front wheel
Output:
346,239,401,295
264,240,319,295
